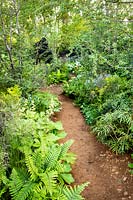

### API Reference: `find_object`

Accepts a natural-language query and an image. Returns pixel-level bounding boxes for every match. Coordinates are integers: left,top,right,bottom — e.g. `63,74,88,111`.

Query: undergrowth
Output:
0,85,88,200
63,72,132,154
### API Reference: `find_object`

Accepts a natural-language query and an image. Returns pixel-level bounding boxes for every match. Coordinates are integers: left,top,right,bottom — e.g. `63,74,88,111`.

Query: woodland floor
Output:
42,85,133,200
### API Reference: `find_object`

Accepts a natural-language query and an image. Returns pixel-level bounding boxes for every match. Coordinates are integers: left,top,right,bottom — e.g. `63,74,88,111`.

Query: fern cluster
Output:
0,86,88,200
93,110,132,153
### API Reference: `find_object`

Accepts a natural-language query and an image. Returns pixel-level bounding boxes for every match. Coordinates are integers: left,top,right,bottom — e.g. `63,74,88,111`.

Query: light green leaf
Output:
61,173,74,184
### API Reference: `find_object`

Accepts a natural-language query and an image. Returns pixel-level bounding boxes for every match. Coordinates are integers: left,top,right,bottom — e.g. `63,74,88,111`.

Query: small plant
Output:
47,68,69,85
80,103,100,125
93,110,132,154
128,154,133,174
23,91,61,115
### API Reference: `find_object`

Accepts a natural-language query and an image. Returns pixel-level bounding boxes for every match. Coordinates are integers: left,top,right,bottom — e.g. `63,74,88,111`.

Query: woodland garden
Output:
0,0,133,199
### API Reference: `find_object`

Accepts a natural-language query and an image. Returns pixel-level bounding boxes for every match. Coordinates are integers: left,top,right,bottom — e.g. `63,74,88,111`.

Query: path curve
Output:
42,85,133,200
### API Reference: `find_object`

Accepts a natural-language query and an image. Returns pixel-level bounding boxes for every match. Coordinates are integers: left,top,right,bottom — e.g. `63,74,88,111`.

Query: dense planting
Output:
62,11,132,154
0,86,88,199
0,1,133,198
63,72,132,154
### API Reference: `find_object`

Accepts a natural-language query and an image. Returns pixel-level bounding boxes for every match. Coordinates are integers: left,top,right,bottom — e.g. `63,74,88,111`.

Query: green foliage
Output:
46,63,70,85
0,85,21,105
20,63,47,97
93,110,132,154
81,104,100,125
63,75,88,102
64,72,132,153
0,86,87,200
24,91,61,115
47,69,69,84
1,1,132,198
63,182,89,200
9,168,36,200
128,154,133,174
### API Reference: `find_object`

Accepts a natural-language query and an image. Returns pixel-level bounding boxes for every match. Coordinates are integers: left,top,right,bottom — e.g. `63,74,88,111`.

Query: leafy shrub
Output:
20,63,47,97
97,75,129,101
0,85,21,105
62,10,132,154
24,91,61,115
63,75,90,103
46,62,71,85
4,110,77,199
47,69,69,85
0,60,46,97
63,71,132,154
81,103,100,125
101,92,131,114
93,110,132,154
0,85,21,131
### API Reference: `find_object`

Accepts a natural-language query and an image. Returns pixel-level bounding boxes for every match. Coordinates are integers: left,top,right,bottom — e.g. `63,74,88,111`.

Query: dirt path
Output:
43,85,133,200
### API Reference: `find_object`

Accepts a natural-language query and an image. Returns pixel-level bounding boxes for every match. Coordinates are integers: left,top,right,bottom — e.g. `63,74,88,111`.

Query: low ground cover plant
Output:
22,91,61,115
0,85,88,200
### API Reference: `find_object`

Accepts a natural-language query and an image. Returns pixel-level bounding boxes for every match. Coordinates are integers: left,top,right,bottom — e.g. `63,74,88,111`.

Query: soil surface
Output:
42,85,133,200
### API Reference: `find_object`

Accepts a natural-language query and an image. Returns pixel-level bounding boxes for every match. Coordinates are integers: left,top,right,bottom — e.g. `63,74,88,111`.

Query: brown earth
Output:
42,85,133,200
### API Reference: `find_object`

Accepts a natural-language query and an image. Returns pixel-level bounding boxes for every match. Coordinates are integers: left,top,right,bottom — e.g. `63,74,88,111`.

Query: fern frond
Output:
63,152,76,164
52,193,68,200
9,168,29,198
13,181,36,200
9,168,36,200
49,184,67,200
32,151,43,171
25,153,38,181
34,182,43,193
63,182,89,200
0,186,7,198
54,161,64,173
43,147,61,170
59,140,74,160
1,174,9,185
40,170,58,195
60,173,75,184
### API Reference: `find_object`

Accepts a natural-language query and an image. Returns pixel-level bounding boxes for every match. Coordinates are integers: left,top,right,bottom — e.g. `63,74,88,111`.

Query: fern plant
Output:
63,182,89,200
0,86,88,200
8,142,86,200
93,110,132,153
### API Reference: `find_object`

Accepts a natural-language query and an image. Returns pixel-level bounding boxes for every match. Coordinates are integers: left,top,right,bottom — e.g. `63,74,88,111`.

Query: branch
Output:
0,11,14,71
